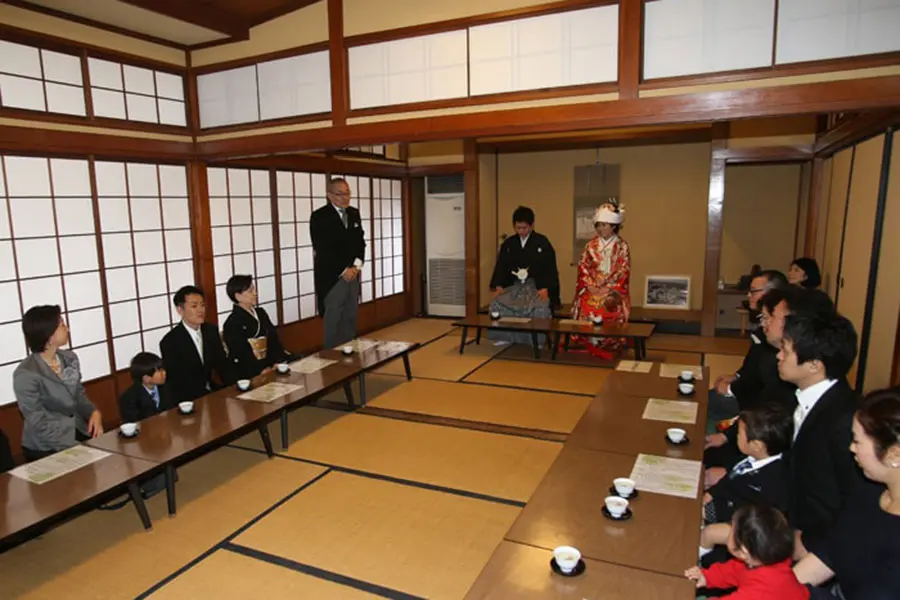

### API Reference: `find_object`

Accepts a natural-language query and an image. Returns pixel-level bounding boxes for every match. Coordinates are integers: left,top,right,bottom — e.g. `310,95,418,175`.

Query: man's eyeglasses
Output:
747,287,766,295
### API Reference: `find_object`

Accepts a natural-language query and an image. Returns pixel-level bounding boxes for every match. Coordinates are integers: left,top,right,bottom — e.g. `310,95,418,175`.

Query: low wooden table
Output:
504,445,702,578
604,363,709,400
453,316,655,360
465,541,693,599
568,392,706,461
0,451,161,549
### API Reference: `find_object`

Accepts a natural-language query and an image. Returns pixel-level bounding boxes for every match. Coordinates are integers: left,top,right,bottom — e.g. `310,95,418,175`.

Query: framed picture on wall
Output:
644,275,691,310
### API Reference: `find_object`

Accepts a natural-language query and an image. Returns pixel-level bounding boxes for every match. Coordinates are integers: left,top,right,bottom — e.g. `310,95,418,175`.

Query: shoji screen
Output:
468,4,618,96
776,0,900,65
96,161,194,369
0,40,85,116
88,58,186,126
348,31,468,110
643,0,775,79
275,170,327,323
208,168,277,325
372,178,404,299
0,156,110,405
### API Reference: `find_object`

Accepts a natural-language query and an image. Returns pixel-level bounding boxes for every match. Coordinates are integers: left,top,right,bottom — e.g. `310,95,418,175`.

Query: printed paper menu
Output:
10,445,111,485
642,398,698,424
616,360,654,373
289,356,338,374
629,454,702,499
237,382,304,403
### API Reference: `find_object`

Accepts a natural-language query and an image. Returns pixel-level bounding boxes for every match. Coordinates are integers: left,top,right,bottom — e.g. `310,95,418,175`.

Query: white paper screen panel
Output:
776,0,900,65
348,30,468,110
0,41,85,116
257,51,331,120
197,66,260,128
468,5,618,96
643,0,775,80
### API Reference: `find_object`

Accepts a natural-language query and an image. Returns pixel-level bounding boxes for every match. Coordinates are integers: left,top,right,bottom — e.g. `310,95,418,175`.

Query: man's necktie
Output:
151,387,160,409
731,458,754,477
339,208,348,228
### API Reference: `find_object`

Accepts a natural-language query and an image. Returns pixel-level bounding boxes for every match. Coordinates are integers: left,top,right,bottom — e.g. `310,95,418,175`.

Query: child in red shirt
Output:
685,504,809,599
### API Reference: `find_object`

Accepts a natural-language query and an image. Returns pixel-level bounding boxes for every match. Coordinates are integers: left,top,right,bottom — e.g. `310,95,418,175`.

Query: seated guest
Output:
160,285,235,402
736,263,762,292
222,274,291,379
707,269,788,431
687,504,809,599
794,388,900,599
778,311,866,553
788,257,821,289
488,206,560,344
703,403,792,527
14,305,103,461
118,352,173,423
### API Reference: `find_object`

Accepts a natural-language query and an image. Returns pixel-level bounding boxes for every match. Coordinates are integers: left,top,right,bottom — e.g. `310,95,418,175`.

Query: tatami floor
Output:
1,318,748,599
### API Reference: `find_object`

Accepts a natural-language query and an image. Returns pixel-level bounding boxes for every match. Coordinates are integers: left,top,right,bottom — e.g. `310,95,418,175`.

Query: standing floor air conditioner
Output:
425,175,465,317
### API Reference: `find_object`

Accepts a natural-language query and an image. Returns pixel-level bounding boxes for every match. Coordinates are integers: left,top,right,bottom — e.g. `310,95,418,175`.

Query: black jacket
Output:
222,305,291,379
310,203,366,314
118,382,175,423
788,379,866,544
489,232,561,307
160,322,235,402
708,457,791,524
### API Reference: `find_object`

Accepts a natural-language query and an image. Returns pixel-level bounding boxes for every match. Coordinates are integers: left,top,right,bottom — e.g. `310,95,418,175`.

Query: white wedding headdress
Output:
593,203,624,225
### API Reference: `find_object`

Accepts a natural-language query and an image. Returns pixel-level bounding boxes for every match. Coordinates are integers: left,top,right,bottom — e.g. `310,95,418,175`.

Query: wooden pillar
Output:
804,157,824,257
618,0,642,100
464,139,480,318
701,132,728,337
187,161,217,318
327,0,348,126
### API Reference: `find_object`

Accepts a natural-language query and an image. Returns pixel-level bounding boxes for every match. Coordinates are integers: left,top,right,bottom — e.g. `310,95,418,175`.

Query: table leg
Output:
459,327,468,354
636,339,646,361
475,327,482,345
531,332,541,359
280,411,289,449
402,353,412,380
564,333,571,353
259,423,274,457
358,373,367,406
343,381,355,408
551,332,560,360
127,482,152,531
165,464,176,516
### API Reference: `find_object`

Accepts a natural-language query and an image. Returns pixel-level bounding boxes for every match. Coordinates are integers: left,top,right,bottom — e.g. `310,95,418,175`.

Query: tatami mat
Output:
366,379,591,433
464,360,609,396
2,448,326,600
366,318,454,345
283,408,561,502
374,333,505,381
496,343,615,368
234,471,520,600
704,353,747,388
150,548,380,599
646,334,750,356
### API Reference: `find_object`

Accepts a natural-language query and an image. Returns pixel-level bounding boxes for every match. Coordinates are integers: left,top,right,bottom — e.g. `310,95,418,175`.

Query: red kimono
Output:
702,559,809,599
571,234,631,359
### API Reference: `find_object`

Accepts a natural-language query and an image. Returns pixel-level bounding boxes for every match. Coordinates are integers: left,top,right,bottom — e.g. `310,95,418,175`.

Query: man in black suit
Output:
777,311,866,554
159,285,235,402
310,177,366,348
118,351,174,423
706,269,789,432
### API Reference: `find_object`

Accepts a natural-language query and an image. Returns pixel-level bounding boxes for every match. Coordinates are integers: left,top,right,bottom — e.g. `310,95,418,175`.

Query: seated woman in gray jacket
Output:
14,305,103,462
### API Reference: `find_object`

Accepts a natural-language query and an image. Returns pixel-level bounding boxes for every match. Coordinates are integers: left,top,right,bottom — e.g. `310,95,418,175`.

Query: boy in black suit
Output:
310,177,366,348
118,352,172,423
777,311,866,555
160,285,235,402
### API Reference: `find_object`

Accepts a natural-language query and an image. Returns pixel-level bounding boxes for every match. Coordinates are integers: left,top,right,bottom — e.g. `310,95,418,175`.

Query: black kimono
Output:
489,232,561,308
222,305,291,379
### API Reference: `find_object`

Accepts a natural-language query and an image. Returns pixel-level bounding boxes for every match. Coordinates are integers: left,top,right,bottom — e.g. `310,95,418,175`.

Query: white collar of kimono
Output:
593,207,623,224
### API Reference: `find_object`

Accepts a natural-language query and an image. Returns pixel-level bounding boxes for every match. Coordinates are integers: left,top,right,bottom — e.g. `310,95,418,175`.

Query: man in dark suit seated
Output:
160,285,235,402
777,311,867,556
310,177,366,349
118,352,173,423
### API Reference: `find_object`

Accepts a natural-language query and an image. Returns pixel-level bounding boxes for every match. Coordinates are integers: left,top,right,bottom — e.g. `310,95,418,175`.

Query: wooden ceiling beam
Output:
119,0,249,38
197,74,900,159
813,109,900,156
478,127,712,153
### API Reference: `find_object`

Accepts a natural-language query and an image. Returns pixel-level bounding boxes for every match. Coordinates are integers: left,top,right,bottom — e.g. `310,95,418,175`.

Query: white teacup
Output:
490,311,500,320
667,427,687,443
552,546,581,573
178,401,194,414
678,382,695,395
237,379,251,391
613,477,636,497
276,362,290,374
680,370,695,381
341,346,354,355
604,496,629,518
591,315,604,325
120,422,138,437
